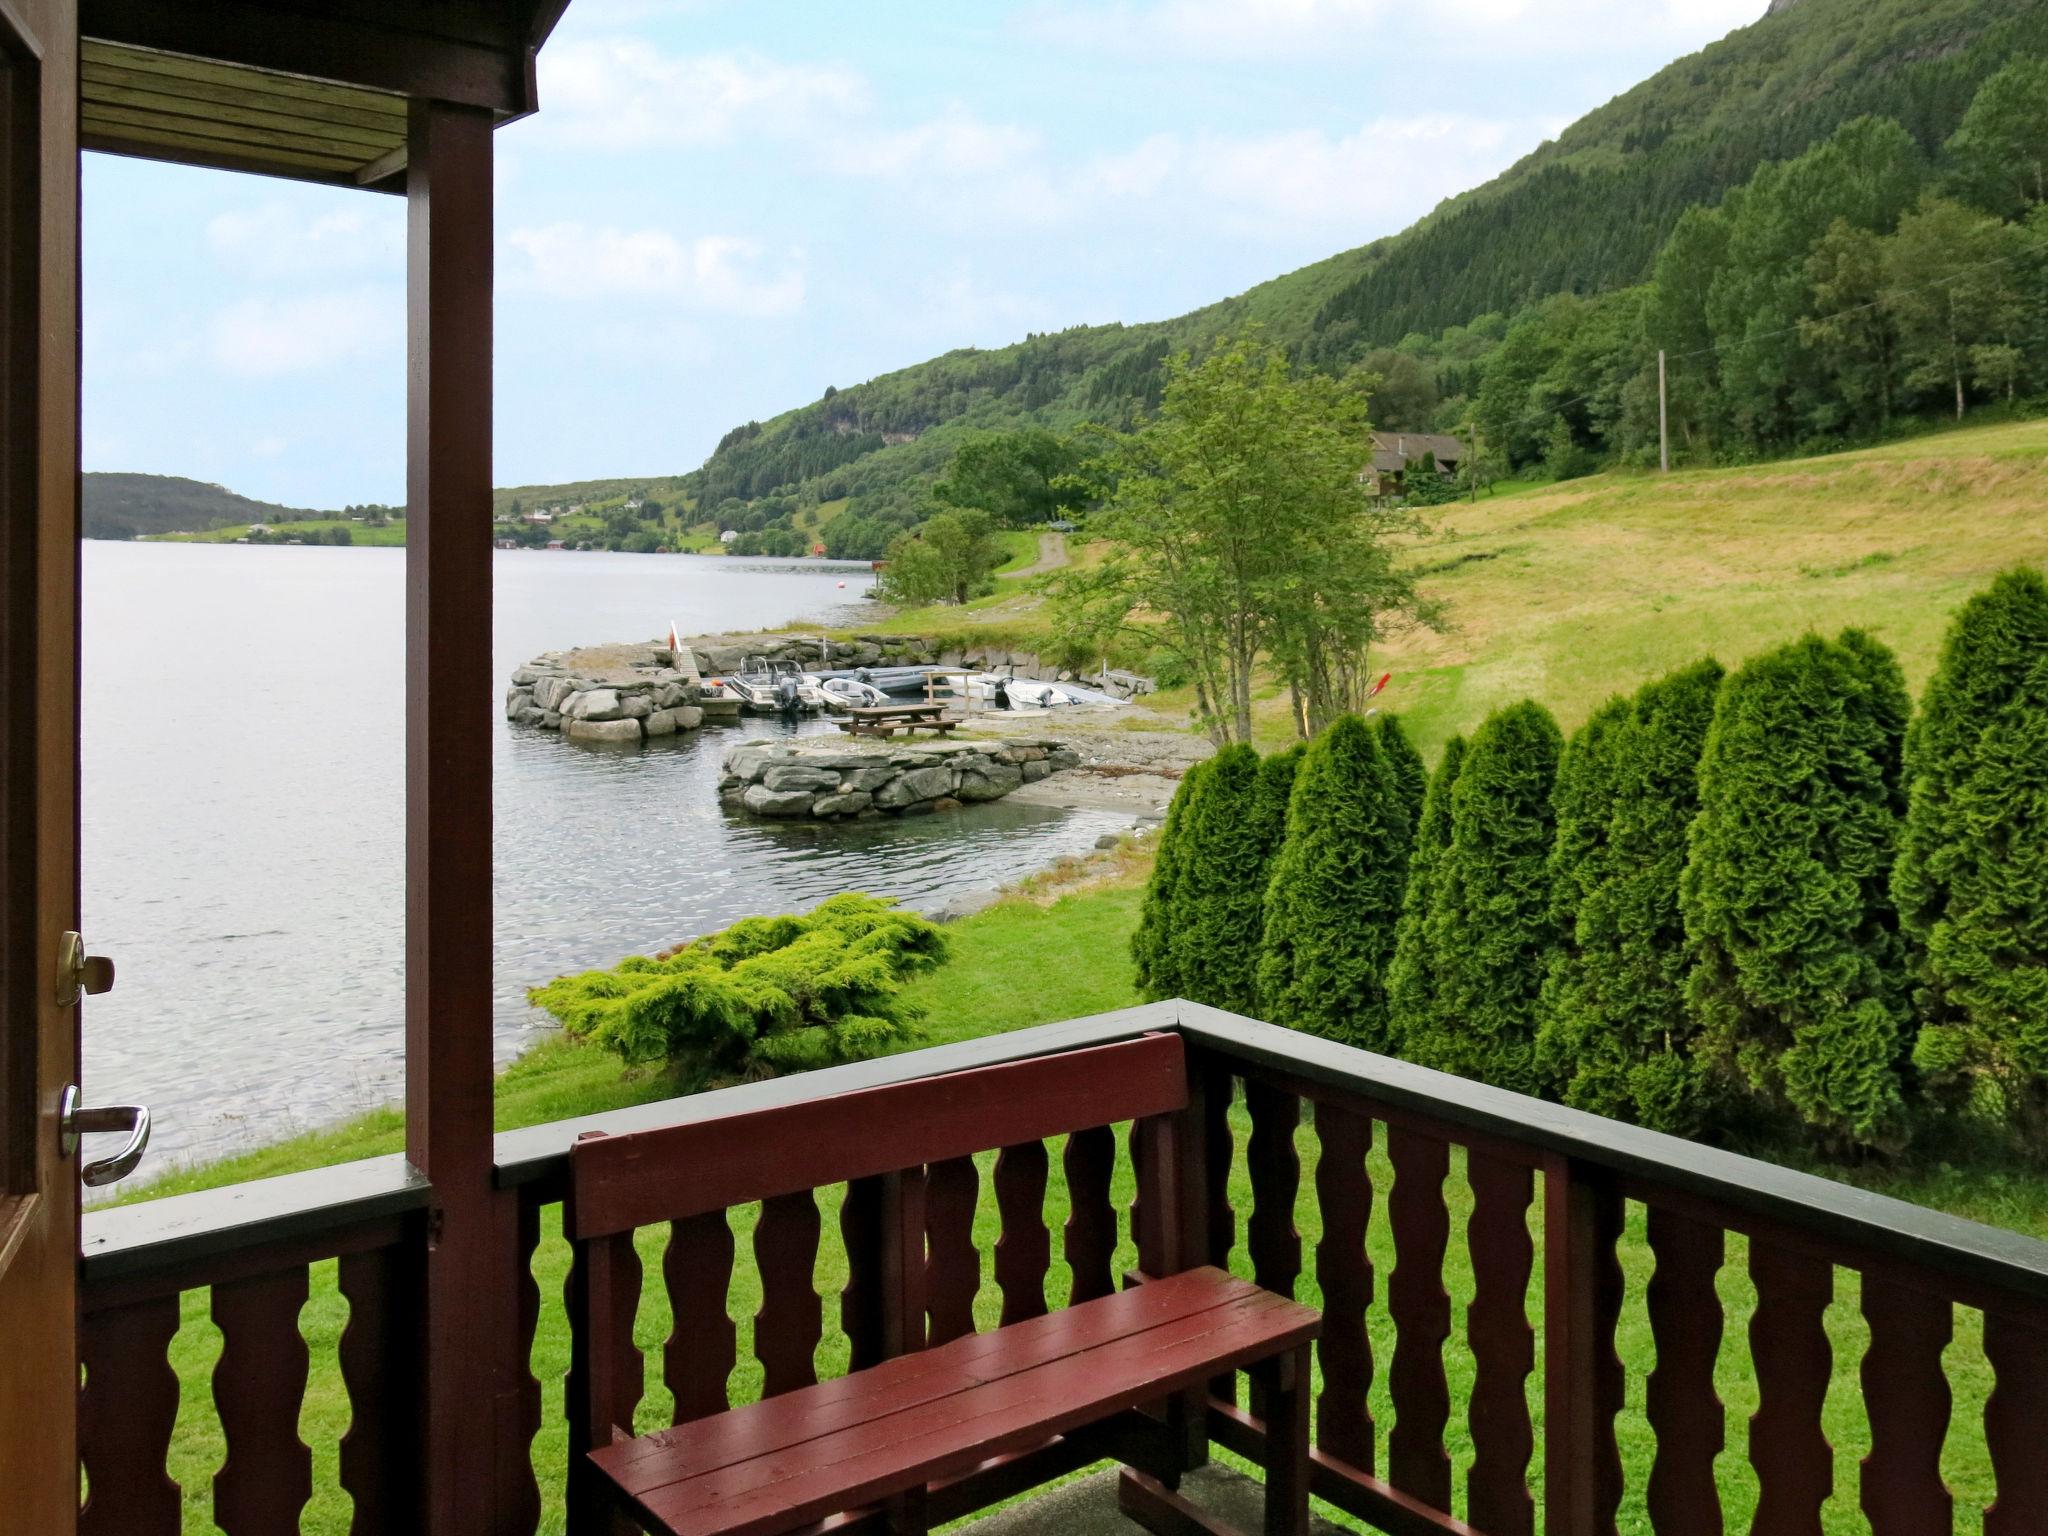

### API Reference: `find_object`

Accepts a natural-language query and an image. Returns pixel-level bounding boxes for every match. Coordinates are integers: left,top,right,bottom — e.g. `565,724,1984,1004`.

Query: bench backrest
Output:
563,1034,1193,1459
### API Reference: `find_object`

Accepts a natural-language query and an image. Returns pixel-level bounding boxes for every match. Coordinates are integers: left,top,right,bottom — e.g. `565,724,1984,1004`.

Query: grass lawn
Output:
150,518,407,547
123,854,2041,1534
839,420,2048,765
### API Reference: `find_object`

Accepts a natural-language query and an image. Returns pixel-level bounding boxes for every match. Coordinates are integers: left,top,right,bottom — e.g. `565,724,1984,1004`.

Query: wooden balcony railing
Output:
77,1001,2048,1535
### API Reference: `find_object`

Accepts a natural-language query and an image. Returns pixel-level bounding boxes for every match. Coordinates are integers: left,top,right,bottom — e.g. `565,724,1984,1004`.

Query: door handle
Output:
59,1085,151,1187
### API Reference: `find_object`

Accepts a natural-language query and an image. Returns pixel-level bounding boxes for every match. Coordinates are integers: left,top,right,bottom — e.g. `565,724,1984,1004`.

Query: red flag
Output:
1366,672,1392,700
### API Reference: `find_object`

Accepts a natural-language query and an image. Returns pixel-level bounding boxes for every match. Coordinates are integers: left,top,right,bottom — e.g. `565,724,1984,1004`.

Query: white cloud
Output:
505,223,804,316
536,40,867,148
1069,114,1538,241
204,205,401,278
1023,0,1763,59
824,104,1041,181
207,289,399,377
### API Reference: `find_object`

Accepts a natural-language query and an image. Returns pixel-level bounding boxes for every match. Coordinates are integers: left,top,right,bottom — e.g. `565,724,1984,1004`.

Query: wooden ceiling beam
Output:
80,0,537,116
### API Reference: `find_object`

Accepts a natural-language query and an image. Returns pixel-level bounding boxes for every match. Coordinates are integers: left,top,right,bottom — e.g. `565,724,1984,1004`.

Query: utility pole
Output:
1658,349,1670,474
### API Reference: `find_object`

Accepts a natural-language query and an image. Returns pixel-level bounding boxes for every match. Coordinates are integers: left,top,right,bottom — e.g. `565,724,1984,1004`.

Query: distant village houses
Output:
1365,431,1466,498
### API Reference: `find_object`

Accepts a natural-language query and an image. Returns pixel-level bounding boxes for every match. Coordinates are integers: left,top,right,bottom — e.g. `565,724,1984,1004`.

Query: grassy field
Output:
118,837,2047,1535
150,517,406,547
849,420,2048,762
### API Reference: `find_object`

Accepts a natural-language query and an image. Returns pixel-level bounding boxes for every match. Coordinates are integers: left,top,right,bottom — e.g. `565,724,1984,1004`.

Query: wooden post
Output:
405,96,503,1536
1543,1155,1624,1536
1658,349,1670,474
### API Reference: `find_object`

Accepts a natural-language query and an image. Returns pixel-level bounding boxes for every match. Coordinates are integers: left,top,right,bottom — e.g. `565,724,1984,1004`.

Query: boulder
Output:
619,694,654,720
564,717,642,744
1049,748,1083,770
762,765,840,793
844,765,895,792
533,675,578,712
504,687,533,720
743,784,816,818
563,688,624,722
724,747,775,783
508,703,545,727
812,790,873,817
955,761,1024,801
511,665,550,686
674,706,705,730
874,764,955,808
654,682,692,709
541,710,562,730
1021,759,1053,783
643,708,679,738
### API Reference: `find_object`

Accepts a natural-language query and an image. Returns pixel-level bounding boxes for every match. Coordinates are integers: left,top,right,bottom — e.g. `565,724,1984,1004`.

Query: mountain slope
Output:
685,0,2043,519
82,473,321,541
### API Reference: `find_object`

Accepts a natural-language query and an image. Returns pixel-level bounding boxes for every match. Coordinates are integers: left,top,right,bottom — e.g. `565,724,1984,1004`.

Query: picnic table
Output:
837,702,962,738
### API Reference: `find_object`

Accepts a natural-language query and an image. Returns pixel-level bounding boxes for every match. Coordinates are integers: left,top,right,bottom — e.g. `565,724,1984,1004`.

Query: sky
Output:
81,0,1767,508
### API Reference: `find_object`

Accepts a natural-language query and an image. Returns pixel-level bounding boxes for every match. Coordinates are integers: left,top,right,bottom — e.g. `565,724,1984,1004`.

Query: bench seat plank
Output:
592,1268,1317,1536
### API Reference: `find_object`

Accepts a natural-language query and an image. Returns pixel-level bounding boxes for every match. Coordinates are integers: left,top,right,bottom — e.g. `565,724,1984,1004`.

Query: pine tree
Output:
1257,717,1409,1049
1537,661,1724,1132
1405,702,1563,1094
1894,569,2048,1143
1374,713,1428,854
1133,758,1211,1001
1682,632,1911,1149
1173,745,1270,1013
1387,735,1467,1048
1534,696,1632,1105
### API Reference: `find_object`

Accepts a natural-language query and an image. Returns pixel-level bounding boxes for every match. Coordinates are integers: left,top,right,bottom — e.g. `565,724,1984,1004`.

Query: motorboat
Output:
995,678,1125,710
723,656,823,715
818,676,889,711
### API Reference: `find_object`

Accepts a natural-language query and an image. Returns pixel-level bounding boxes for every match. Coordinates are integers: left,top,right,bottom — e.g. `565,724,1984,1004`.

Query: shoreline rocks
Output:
720,738,1081,819
505,643,711,745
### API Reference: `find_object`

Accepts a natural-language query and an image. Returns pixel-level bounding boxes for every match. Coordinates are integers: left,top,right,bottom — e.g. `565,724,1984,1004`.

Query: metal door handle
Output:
59,1086,151,1187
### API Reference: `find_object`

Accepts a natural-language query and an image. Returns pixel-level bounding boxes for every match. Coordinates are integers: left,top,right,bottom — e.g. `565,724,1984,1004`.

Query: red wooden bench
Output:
564,1035,1320,1536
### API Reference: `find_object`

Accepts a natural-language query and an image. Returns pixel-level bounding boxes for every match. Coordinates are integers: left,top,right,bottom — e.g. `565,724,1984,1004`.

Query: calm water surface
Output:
82,542,1125,1163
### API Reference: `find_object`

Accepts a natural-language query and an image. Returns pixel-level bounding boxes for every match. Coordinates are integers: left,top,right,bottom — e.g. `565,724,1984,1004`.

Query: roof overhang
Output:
79,0,571,192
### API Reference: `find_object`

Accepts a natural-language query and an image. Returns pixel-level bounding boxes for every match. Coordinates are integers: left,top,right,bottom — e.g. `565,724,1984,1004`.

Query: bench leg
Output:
1258,1345,1312,1536
883,1483,929,1536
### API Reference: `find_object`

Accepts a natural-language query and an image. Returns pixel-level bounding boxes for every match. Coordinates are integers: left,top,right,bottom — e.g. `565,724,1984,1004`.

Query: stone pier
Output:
719,738,1081,819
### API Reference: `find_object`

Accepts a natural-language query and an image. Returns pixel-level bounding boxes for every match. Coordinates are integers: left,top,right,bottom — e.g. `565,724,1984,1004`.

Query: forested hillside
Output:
679,0,2048,558
82,473,320,540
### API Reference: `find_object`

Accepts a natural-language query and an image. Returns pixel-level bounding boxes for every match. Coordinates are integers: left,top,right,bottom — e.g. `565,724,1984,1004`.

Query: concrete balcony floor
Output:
963,1464,1347,1534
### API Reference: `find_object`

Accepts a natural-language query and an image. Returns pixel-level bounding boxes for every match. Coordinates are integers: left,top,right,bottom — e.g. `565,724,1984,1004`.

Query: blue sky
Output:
81,0,1765,507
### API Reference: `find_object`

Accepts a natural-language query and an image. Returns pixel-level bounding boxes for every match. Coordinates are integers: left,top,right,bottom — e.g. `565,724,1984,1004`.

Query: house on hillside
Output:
1366,431,1466,497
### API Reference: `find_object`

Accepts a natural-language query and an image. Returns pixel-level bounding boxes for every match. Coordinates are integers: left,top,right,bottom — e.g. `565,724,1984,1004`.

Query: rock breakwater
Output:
719,738,1081,819
504,641,709,744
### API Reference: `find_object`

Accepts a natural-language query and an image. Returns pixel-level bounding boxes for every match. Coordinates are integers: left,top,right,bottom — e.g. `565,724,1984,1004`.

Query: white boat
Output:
818,676,889,711
994,678,1125,710
724,656,821,715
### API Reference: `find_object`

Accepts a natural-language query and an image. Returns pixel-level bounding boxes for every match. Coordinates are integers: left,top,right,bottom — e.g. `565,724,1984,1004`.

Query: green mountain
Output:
82,472,322,541
682,0,2043,527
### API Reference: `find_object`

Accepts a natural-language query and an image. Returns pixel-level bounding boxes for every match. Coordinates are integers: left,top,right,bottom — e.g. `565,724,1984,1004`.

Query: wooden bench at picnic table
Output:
564,1035,1322,1536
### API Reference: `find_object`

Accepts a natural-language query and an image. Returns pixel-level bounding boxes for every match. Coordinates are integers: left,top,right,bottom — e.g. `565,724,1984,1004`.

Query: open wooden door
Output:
0,0,81,1528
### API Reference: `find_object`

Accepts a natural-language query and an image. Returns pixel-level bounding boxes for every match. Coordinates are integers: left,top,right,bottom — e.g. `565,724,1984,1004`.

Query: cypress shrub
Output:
1386,734,1467,1047
1405,702,1563,1095
1682,631,1911,1150
1173,745,1270,1013
1536,660,1724,1132
1257,717,1409,1048
1374,713,1428,850
1893,569,2048,1143
1534,696,1632,1105
1133,757,1211,1001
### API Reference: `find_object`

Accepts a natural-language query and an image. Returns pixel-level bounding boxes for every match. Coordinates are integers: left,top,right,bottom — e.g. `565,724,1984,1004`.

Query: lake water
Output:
82,542,1127,1164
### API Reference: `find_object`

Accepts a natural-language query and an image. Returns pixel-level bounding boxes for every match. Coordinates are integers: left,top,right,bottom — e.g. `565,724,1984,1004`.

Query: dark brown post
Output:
1543,1155,1624,1536
404,96,503,1536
